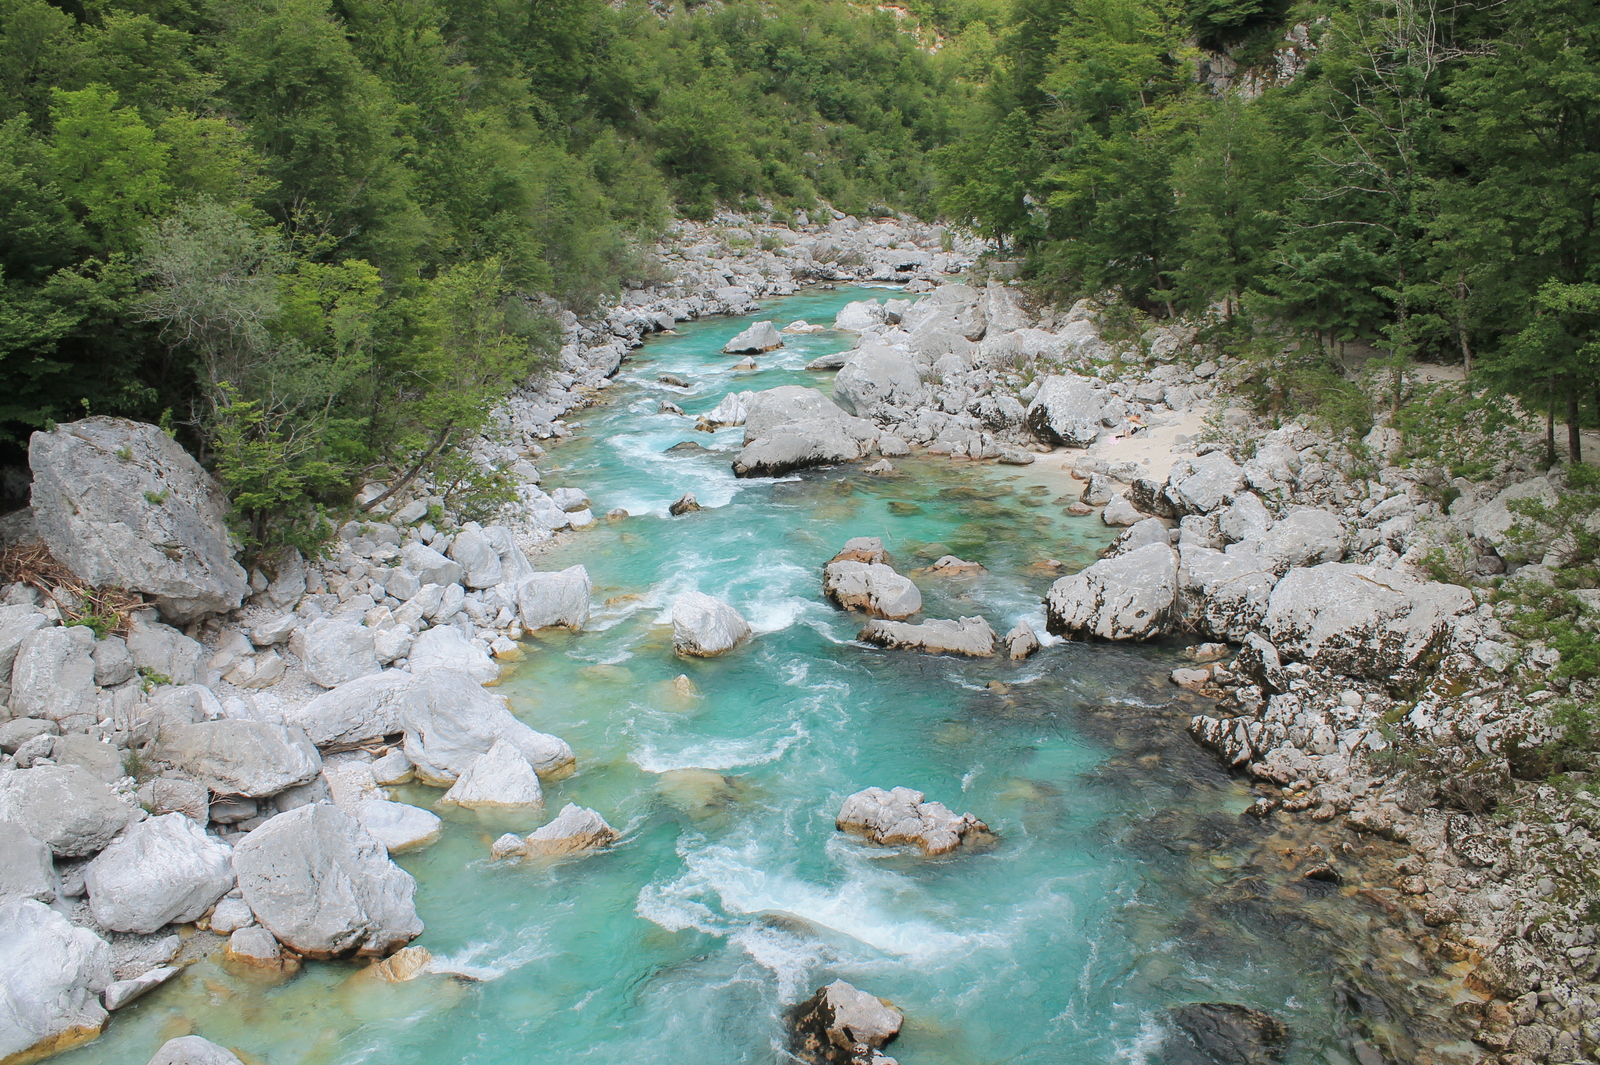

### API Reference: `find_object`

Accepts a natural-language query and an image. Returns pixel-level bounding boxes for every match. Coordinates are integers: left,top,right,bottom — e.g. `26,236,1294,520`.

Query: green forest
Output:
1,0,1597,545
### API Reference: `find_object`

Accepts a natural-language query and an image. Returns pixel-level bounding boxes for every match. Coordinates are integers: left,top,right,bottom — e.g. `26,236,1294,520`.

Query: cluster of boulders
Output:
0,414,628,1064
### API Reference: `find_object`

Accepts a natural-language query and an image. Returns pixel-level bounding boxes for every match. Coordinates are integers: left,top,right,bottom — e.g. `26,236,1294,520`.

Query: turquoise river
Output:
59,286,1455,1065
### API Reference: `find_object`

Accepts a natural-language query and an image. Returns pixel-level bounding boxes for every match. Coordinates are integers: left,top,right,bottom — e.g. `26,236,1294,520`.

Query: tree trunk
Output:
1569,378,1584,465
1547,377,1558,468
1455,270,1472,375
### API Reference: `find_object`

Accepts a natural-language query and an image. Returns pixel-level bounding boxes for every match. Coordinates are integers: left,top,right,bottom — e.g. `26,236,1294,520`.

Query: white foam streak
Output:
630,721,809,773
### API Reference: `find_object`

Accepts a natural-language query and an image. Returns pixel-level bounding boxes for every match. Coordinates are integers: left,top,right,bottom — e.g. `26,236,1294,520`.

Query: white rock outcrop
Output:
836,786,990,856
1045,543,1179,641
822,560,922,619
671,591,751,657
514,566,591,630
0,899,113,1062
84,813,234,934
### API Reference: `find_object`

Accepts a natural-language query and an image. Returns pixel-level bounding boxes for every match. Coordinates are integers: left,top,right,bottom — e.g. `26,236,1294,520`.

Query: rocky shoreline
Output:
0,203,1588,1065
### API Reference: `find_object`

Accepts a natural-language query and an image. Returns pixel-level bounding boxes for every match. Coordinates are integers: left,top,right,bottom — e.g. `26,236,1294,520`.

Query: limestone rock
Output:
232,802,422,958
52,733,126,783
513,566,591,630
144,1035,246,1065
103,966,179,1010
400,542,464,588
207,896,253,934
836,786,990,855
822,561,922,619
858,616,996,657
1005,619,1040,660
0,822,57,904
0,899,112,1062
9,624,98,722
1166,453,1245,516
353,798,441,854
445,526,503,588
365,944,433,982
157,719,321,798
832,299,886,332
0,605,49,700
793,979,903,1060
407,626,499,684
668,492,702,516
500,803,618,857
0,764,133,857
733,386,877,478
402,668,574,784
84,813,234,934
126,612,204,687
671,591,751,657
1045,543,1179,640
90,634,135,687
281,669,414,749
1243,507,1345,573
723,321,783,354
1025,374,1103,448
833,347,926,417
298,617,381,688
436,738,544,821
29,417,249,622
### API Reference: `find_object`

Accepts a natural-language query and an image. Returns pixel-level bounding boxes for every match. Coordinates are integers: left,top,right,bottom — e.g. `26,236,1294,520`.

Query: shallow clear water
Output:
62,286,1410,1065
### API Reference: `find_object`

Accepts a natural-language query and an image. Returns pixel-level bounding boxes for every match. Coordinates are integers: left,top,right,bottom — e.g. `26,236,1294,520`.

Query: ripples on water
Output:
61,287,1475,1065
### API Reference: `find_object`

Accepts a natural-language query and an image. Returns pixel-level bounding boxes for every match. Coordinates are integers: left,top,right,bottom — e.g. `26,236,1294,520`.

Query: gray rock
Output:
446,526,502,588
722,321,783,353
0,899,112,1061
833,346,926,416
51,733,127,783
0,764,133,856
832,299,885,331
90,635,135,687
822,561,922,619
549,488,590,513
207,895,254,934
382,570,422,603
1025,374,1103,448
671,591,751,657
29,417,249,622
0,717,56,754
125,612,204,687
103,965,179,1011
402,668,574,784
257,548,307,611
668,492,702,516
793,979,903,1057
0,822,56,903
1107,517,1171,557
232,802,422,958
1045,542,1178,640
352,798,440,854
1098,494,1142,528
0,605,49,701
1262,563,1475,677
157,719,321,798
146,778,211,821
407,627,499,685
370,749,413,785
1080,473,1114,506
9,624,98,721
858,616,996,657
1470,476,1558,560
513,566,591,630
1180,545,1278,643
1165,453,1244,515
1243,507,1345,573
437,738,544,822
297,617,380,688
224,925,282,966
84,813,233,933
144,1036,247,1065
494,803,618,858
733,420,874,478
741,385,873,443
1005,619,1041,660
704,390,755,427
1218,492,1273,545
400,542,464,588
836,786,990,855
247,613,297,647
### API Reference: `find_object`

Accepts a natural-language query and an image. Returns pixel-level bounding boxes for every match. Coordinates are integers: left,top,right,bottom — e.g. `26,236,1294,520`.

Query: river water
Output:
59,286,1455,1065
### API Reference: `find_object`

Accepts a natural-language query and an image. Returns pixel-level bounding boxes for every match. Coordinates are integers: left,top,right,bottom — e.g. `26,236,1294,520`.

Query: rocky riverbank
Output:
0,200,1589,1065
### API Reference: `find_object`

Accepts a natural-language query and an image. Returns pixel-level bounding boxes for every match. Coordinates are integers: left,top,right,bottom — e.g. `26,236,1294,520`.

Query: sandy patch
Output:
1032,403,1214,485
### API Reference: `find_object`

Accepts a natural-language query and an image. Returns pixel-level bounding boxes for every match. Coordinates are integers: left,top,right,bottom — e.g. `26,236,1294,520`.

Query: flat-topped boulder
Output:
157,719,322,798
672,591,751,657
232,802,422,958
29,417,249,622
723,321,783,354
1045,542,1178,641
282,670,415,749
823,560,921,619
733,386,878,478
513,566,591,630
858,616,996,657
830,537,888,564
836,785,991,855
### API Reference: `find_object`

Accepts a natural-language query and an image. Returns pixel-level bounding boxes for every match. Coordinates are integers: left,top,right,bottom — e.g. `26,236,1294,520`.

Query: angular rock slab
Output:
402,668,574,784
822,561,921,620
9,624,98,722
232,802,422,958
1025,374,1103,448
492,803,619,858
858,616,996,657
0,763,134,857
671,591,751,657
1045,543,1178,641
836,785,991,856
29,417,249,623
281,669,416,749
298,617,381,688
833,346,926,417
723,321,783,354
436,738,544,825
0,899,113,1063
513,566,591,631
157,719,321,798
84,813,234,934
408,626,499,684
0,822,57,904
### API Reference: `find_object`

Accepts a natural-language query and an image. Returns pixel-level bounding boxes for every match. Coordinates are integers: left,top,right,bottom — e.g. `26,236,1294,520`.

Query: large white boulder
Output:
1165,452,1245,516
156,719,321,798
297,618,381,688
1239,507,1345,573
437,738,544,822
0,899,112,1061
822,561,922,619
832,345,927,417
281,670,415,749
513,566,591,630
836,786,990,856
29,417,249,622
793,980,903,1055
703,390,755,427
83,813,234,933
1025,374,1103,448
671,591,751,657
407,626,499,684
0,764,133,857
733,386,877,478
232,803,422,958
1045,542,1179,640
0,822,57,904
400,542,464,587
722,321,783,354
858,616,996,657
402,668,574,784
145,1036,246,1065
832,299,886,332
8,624,98,721
446,525,503,588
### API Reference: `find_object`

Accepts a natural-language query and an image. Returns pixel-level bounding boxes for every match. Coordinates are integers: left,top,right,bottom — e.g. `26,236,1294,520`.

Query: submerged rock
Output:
671,590,751,657
1163,1003,1288,1065
0,899,113,1063
836,785,991,856
858,616,996,657
232,803,422,958
822,560,922,619
29,417,249,623
144,1035,246,1065
791,979,903,1065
